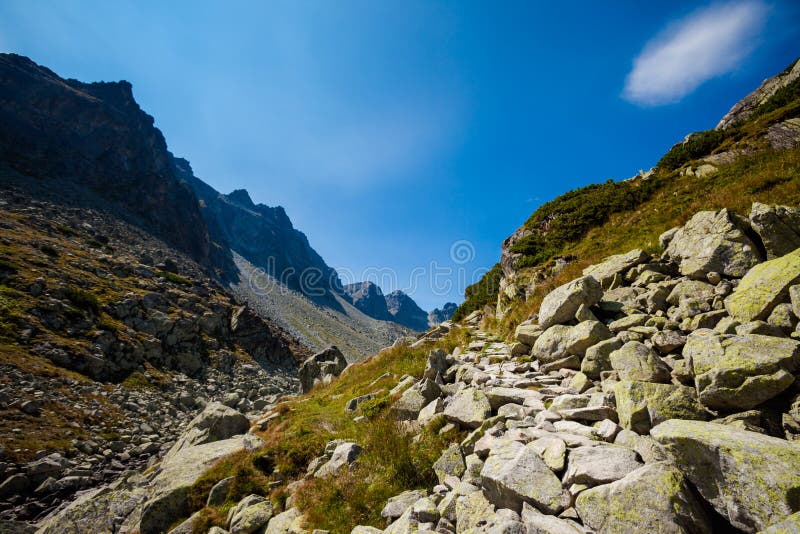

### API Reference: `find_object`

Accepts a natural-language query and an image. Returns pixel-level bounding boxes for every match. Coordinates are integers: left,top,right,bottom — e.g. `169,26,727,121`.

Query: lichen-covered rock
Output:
583,249,650,289
565,320,612,356
663,209,761,279
479,439,568,514
140,434,264,534
514,324,544,346
749,202,800,260
538,276,603,329
266,507,303,534
521,502,584,533
651,419,800,533
433,443,466,484
725,248,800,322
563,444,642,486
575,462,711,534
444,388,492,429
609,341,671,383
227,494,274,534
381,489,428,521
581,338,623,379
164,402,250,460
455,489,495,533
614,380,707,434
532,325,573,363
684,330,799,410
760,510,800,534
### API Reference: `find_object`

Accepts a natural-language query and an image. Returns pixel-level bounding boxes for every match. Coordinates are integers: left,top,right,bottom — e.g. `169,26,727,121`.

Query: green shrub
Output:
40,244,59,257
452,262,503,322
158,271,193,287
64,286,100,315
657,129,730,170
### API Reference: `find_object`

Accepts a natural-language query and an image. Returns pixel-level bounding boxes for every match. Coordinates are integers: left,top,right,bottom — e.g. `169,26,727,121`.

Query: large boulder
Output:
749,202,800,260
725,248,800,322
298,346,348,393
314,442,362,478
614,380,706,434
140,434,264,534
664,209,761,279
564,320,612,356
562,445,642,486
444,387,492,429
164,402,250,460
538,276,603,329
651,419,800,533
392,379,441,420
581,338,623,379
684,330,800,410
583,249,650,289
575,462,711,534
609,341,671,383
532,325,572,363
433,443,466,483
480,439,568,515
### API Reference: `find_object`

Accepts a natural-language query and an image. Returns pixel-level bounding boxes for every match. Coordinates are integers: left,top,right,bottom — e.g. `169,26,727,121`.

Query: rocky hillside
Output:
454,56,800,328
0,178,307,526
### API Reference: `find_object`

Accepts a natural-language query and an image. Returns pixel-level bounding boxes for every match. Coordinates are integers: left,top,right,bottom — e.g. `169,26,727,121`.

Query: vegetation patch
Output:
452,262,503,322
64,285,100,315
158,271,194,286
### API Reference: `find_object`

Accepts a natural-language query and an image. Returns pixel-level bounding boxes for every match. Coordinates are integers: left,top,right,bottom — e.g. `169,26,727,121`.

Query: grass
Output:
40,243,59,258
182,328,470,533
158,271,194,286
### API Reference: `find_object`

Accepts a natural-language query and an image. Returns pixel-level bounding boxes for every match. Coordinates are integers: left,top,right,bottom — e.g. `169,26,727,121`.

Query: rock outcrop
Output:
298,346,348,393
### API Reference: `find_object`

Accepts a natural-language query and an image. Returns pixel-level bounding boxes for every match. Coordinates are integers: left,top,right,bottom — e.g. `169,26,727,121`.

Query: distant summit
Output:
342,282,392,321
385,290,429,331
428,302,457,326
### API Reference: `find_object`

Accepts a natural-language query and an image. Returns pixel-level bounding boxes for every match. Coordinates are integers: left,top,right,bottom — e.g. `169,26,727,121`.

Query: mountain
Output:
0,54,220,271
179,160,341,296
0,53,416,360
428,302,457,326
385,290,429,331
342,282,392,320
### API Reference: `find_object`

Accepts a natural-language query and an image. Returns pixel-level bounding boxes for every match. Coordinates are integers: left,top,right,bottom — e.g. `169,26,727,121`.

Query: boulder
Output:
663,209,761,279
381,489,428,521
455,489,495,532
562,445,642,486
227,494,274,534
581,338,623,379
532,325,572,363
575,462,711,534
393,379,441,420
725,248,800,322
515,324,544,346
609,341,671,383
538,276,603,329
761,511,800,534
484,387,542,410
140,434,264,534
651,419,800,533
433,443,466,483
583,249,650,289
479,439,568,514
266,507,303,534
564,320,612,356
749,202,800,260
298,346,348,393
444,388,492,429
684,330,800,410
614,380,706,434
521,503,584,534
314,442,362,478
423,349,449,380
165,402,250,460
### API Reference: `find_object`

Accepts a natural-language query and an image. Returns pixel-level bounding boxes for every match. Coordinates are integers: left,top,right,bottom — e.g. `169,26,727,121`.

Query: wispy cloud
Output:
623,0,768,106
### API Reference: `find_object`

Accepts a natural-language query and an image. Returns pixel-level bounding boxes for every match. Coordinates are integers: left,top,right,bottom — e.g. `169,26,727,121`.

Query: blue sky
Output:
1,1,798,310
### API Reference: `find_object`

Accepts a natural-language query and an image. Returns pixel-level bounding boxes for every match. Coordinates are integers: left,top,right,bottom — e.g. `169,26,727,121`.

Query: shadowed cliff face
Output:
0,53,214,267
181,161,343,295
385,290,429,331
342,281,393,321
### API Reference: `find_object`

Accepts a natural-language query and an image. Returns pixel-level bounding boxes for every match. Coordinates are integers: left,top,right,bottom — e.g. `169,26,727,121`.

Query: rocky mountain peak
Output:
717,57,800,130
385,290,429,331
342,281,392,321
227,189,256,209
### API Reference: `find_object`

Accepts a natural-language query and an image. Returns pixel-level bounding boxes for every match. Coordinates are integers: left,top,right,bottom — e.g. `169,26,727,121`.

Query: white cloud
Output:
623,0,768,106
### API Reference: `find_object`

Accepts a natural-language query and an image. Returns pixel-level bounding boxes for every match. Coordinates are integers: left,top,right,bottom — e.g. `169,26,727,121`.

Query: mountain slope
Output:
454,56,800,330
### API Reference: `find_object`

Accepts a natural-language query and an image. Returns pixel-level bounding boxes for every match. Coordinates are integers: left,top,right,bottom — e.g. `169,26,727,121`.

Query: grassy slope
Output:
186,328,473,533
